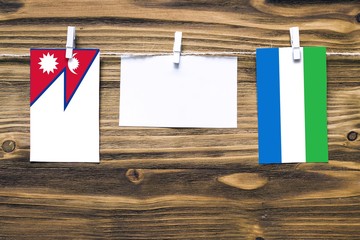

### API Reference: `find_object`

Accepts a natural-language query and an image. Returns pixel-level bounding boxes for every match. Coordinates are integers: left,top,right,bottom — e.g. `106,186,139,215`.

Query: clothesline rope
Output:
0,51,359,58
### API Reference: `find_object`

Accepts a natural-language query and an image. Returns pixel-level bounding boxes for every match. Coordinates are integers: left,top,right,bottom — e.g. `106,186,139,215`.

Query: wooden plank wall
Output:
0,0,359,239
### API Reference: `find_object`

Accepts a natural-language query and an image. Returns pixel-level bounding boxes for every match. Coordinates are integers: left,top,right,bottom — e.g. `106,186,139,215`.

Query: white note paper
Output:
119,56,237,128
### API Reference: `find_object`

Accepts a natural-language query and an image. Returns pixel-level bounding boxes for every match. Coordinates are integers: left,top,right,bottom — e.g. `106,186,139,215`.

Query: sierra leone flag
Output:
256,47,328,164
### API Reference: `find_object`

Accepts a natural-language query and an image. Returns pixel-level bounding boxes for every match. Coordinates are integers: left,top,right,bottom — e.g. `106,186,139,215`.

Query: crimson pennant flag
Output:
30,49,100,162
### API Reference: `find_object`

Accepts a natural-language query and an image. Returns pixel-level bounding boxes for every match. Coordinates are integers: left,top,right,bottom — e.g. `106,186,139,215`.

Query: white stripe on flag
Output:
279,47,306,163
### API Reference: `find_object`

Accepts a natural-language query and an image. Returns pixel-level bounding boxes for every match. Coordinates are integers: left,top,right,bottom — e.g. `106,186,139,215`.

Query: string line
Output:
0,51,359,58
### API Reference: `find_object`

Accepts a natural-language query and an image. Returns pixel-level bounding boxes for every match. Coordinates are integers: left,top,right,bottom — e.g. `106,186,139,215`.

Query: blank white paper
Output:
119,55,237,128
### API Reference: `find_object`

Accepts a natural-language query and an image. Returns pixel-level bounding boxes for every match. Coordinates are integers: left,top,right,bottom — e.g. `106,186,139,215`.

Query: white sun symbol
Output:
38,53,59,74
68,53,79,75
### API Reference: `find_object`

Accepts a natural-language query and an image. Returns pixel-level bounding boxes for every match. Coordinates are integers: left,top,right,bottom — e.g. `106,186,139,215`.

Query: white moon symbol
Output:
68,53,79,75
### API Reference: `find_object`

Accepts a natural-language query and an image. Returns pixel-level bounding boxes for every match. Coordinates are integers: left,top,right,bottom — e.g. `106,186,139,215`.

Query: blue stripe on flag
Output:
256,48,282,164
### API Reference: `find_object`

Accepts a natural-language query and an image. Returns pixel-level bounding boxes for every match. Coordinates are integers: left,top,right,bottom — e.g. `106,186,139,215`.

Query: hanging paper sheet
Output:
30,49,100,162
119,56,237,128
256,47,328,164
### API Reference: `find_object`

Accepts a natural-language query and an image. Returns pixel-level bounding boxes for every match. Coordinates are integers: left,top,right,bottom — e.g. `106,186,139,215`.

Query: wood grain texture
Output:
0,0,359,239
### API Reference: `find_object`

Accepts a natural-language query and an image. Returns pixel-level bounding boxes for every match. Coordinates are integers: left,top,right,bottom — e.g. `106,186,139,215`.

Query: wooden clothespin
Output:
66,26,76,59
290,27,301,60
173,31,182,64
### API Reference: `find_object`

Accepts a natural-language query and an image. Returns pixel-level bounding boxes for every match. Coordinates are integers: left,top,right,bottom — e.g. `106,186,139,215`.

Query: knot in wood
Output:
255,237,265,240
347,131,358,141
125,169,144,184
2,140,16,153
356,13,360,23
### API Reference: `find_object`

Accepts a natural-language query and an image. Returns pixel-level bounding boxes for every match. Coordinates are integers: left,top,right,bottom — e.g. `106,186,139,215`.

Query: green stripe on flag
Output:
303,47,328,163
